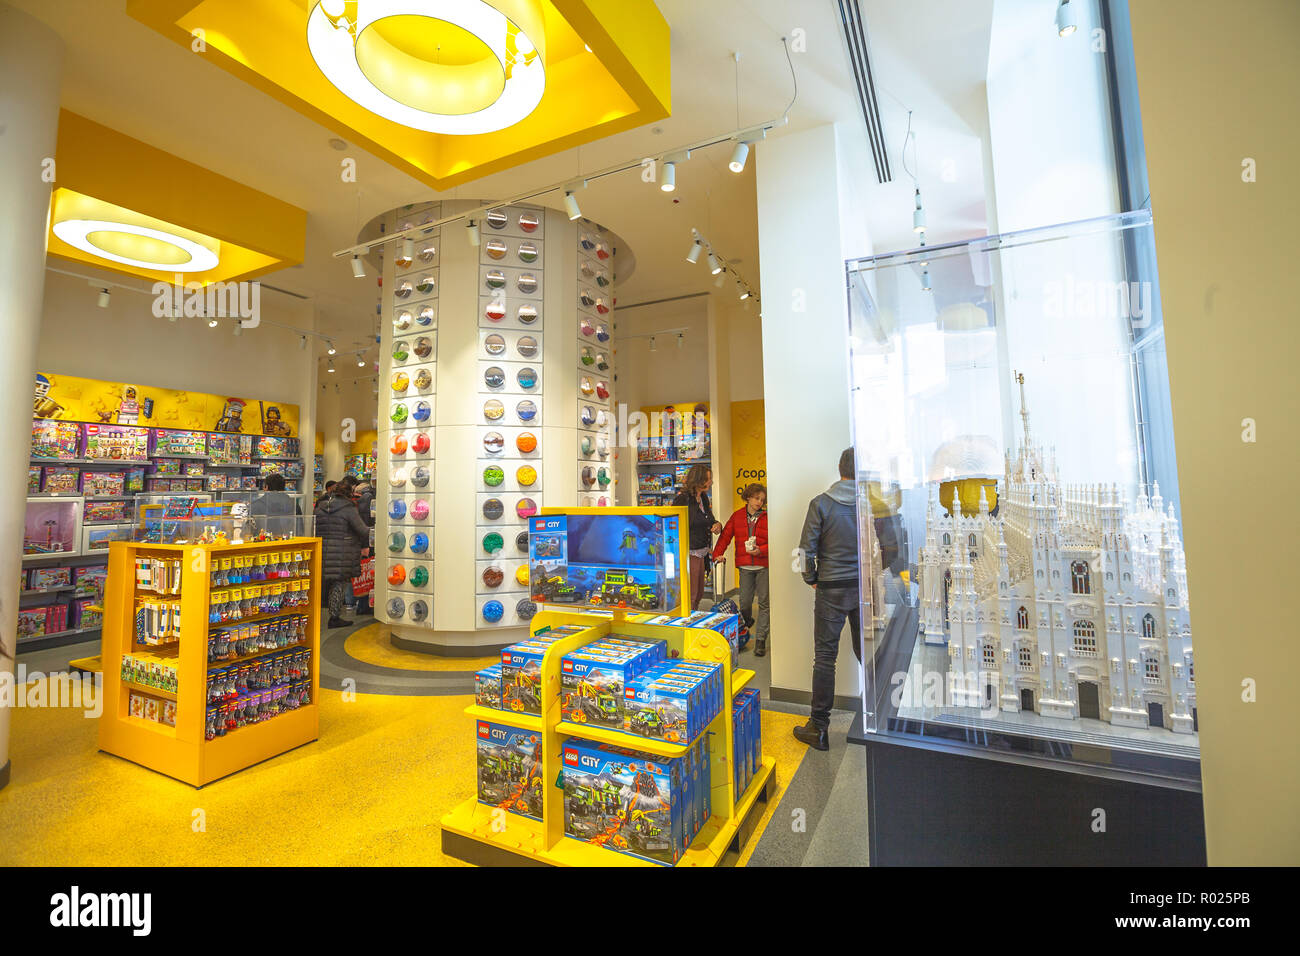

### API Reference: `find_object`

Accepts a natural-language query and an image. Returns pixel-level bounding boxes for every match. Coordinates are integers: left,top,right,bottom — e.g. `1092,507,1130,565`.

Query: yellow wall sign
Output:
729,399,767,513
33,372,300,438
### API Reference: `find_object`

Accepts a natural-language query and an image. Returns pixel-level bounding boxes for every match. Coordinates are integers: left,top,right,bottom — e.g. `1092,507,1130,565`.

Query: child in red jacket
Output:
712,483,770,656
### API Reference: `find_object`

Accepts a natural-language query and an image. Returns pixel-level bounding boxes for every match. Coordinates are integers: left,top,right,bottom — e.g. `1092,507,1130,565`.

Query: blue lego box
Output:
733,688,762,794
561,740,688,865
499,639,558,714
474,663,503,709
622,660,722,743
475,720,545,820
560,639,665,727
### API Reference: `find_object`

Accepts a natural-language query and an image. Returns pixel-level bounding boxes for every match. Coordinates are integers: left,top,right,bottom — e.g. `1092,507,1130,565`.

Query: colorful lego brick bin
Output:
475,720,545,821
562,740,693,865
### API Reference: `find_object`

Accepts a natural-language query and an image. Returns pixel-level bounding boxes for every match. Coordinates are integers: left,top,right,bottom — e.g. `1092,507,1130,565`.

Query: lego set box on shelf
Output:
845,210,1199,779
30,420,305,494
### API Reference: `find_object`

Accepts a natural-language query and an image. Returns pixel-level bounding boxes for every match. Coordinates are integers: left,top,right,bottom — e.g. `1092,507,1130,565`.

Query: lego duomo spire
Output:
917,375,1197,734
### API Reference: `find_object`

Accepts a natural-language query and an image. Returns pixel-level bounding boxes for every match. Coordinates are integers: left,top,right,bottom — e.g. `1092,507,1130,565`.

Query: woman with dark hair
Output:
672,464,720,610
313,475,369,628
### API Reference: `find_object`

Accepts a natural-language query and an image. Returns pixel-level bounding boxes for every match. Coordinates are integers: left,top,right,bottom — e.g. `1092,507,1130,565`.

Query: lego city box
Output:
475,720,545,821
561,740,687,866
560,639,666,726
499,641,554,715
474,663,503,709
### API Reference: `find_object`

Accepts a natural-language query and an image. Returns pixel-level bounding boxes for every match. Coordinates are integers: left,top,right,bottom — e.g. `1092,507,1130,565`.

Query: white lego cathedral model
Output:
917,374,1196,734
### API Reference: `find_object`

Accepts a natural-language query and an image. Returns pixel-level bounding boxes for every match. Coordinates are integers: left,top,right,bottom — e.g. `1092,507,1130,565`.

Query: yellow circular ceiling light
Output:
52,219,220,273
307,0,546,135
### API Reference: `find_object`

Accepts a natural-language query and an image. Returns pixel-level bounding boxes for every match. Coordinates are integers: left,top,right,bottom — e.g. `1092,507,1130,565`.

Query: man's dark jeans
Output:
811,583,861,729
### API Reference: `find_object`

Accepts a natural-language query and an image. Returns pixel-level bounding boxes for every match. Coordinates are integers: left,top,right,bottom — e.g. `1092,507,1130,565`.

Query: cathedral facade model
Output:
917,377,1196,734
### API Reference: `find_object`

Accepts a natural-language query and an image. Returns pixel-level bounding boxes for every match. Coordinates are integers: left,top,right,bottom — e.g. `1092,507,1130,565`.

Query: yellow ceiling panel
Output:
50,112,305,285
126,0,671,189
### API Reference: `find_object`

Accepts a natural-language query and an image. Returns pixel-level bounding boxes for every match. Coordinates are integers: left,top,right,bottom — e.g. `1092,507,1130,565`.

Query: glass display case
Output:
847,210,1198,781
132,493,313,544
217,490,311,539
23,496,84,556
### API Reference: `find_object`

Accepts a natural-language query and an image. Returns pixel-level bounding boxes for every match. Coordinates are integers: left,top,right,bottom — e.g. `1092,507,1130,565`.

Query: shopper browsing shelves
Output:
314,476,370,629
712,483,770,656
672,464,720,610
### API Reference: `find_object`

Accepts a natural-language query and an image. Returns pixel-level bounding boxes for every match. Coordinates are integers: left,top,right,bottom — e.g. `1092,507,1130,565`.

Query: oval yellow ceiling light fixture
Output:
52,219,220,272
307,0,546,135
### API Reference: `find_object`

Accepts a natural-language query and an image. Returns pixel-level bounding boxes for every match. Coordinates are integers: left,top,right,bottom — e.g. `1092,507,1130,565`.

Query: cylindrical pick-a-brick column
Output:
374,201,629,653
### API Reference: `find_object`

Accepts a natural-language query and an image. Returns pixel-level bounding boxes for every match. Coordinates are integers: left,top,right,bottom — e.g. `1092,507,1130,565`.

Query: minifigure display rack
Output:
440,605,776,867
97,538,321,787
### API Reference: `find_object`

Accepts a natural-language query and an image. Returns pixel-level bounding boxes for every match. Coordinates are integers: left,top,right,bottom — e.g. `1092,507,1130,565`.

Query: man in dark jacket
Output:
793,447,861,751
314,476,370,628
250,473,301,537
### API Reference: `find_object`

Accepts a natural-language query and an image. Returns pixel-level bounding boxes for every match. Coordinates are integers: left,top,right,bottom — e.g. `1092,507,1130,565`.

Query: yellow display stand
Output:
97,538,321,787
441,506,775,866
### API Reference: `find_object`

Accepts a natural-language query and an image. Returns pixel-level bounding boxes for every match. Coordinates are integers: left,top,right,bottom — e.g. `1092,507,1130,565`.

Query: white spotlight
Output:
649,336,657,353
467,220,481,247
327,341,336,355
676,333,684,350
921,269,932,292
913,189,926,234
707,252,722,275
686,240,703,265
729,140,750,173
564,191,582,221
1056,0,1076,37
97,288,110,309
208,318,219,329
739,284,751,300
351,255,365,278
327,360,335,373
357,355,366,368
661,161,676,193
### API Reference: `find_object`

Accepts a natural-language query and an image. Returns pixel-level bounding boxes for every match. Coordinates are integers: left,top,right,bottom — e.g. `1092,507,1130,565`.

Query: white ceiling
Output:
20,0,995,365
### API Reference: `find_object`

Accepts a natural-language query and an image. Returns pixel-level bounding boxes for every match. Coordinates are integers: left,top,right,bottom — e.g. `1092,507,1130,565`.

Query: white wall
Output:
613,294,712,499
756,123,872,702
36,269,319,456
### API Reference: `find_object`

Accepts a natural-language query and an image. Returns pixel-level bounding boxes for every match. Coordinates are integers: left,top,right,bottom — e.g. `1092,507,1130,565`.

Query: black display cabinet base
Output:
849,715,1206,866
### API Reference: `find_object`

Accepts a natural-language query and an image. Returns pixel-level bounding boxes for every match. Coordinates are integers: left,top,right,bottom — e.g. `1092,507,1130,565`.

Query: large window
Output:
1017,606,1029,630
1073,621,1098,657
1142,613,1156,640
1072,561,1091,595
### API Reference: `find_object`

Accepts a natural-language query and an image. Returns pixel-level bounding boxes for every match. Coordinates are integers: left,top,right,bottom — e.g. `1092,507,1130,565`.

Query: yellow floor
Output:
0,669,805,866
343,626,498,672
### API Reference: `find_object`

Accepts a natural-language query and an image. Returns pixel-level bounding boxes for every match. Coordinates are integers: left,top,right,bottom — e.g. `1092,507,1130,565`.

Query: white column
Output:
0,2,63,788
755,123,872,704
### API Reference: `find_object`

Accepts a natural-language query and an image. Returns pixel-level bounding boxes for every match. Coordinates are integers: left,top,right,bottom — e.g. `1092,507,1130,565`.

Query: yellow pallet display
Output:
442,588,776,864
96,538,321,787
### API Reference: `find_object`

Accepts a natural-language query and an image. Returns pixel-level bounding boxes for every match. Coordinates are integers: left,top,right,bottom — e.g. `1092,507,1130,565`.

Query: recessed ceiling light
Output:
306,1,546,135
52,218,219,272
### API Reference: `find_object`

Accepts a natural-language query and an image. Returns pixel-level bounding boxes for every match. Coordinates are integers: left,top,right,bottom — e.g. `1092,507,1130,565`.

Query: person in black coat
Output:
314,475,370,628
672,463,721,610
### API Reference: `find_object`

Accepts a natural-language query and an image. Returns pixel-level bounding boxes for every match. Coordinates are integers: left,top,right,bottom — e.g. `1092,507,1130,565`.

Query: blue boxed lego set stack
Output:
731,688,762,796
475,720,545,820
641,609,741,669
560,636,667,726
623,659,722,743
561,737,712,865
